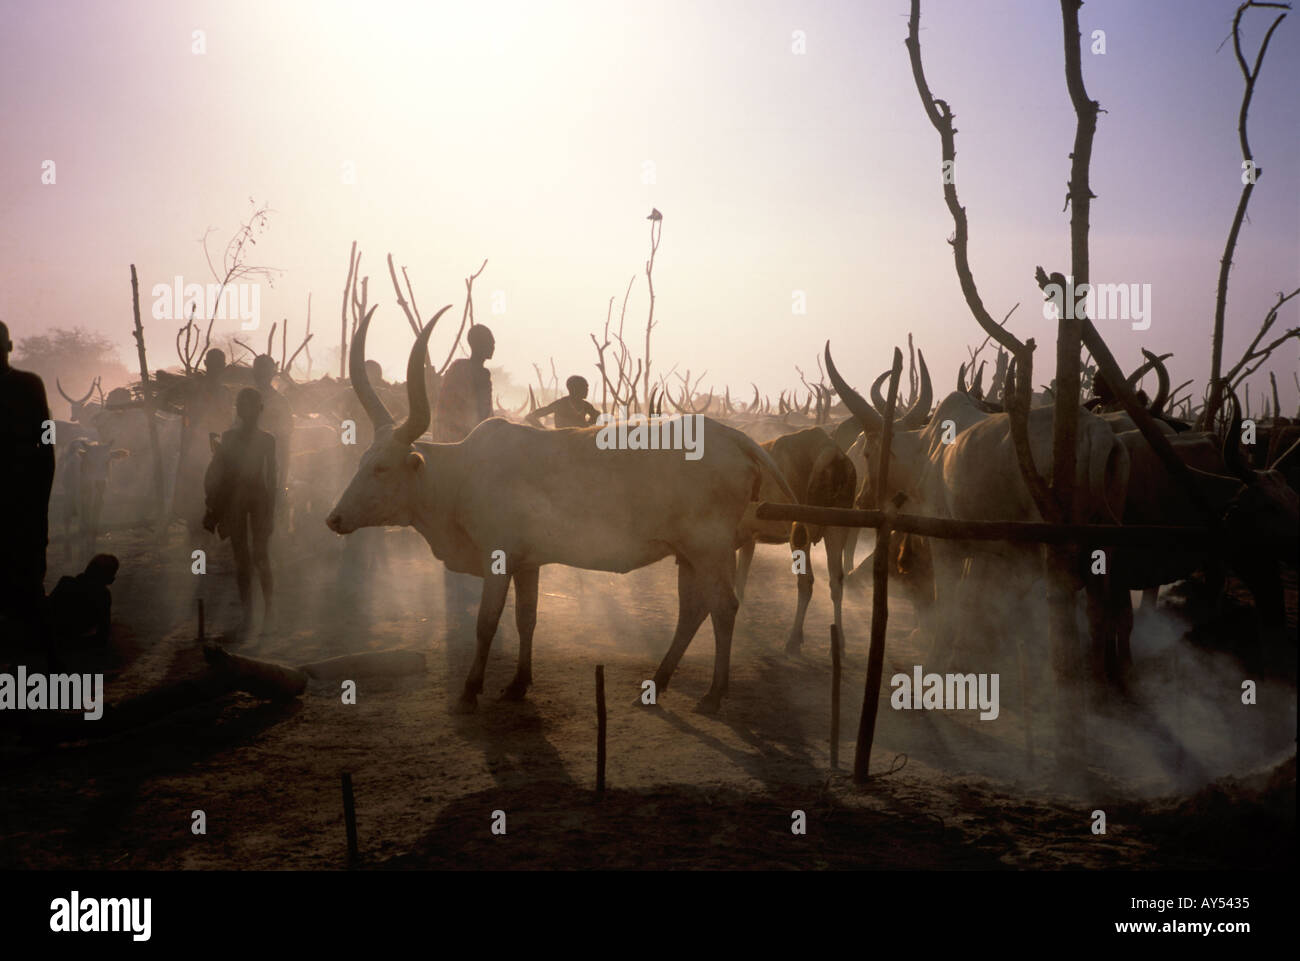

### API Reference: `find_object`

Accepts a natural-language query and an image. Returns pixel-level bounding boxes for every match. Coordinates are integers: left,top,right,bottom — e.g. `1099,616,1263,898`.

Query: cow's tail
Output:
739,434,798,504
733,429,808,546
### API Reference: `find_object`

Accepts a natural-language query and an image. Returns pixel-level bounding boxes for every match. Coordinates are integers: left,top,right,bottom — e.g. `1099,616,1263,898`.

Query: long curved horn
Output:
1143,349,1171,416
396,304,454,445
57,378,95,406
958,362,969,395
825,342,883,434
349,306,394,431
750,383,760,414
971,360,986,399
898,350,932,431
1124,350,1170,391
1221,387,1254,482
694,390,714,415
870,370,891,413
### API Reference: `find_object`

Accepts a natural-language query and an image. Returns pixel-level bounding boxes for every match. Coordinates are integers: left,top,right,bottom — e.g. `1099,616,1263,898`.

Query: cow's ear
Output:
406,451,425,472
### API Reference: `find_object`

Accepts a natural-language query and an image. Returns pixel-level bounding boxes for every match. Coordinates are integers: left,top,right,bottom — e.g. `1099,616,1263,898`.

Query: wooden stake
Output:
129,265,167,524
830,625,842,771
595,664,607,794
341,772,359,866
854,348,902,784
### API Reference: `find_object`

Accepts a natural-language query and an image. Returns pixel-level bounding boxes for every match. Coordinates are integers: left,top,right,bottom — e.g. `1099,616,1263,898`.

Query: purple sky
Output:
2,0,1297,412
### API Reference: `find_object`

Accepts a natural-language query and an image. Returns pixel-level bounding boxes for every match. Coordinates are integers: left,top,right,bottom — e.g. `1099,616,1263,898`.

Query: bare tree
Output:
179,201,281,374
1201,0,1292,428
643,210,662,406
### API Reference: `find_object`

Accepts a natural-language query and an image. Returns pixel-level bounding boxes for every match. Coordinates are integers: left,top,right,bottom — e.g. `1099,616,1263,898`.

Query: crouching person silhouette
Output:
46,553,119,646
204,388,277,640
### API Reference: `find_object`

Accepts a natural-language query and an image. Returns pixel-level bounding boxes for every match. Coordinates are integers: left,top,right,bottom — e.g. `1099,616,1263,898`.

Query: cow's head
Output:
58,377,101,423
326,304,452,535
75,439,129,485
824,342,932,505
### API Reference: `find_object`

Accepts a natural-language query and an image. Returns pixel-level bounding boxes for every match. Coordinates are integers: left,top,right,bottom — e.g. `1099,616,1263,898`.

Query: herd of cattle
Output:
50,316,1300,714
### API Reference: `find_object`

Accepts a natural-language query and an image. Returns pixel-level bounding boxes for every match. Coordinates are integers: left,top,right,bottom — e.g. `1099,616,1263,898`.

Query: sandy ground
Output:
1,521,1294,870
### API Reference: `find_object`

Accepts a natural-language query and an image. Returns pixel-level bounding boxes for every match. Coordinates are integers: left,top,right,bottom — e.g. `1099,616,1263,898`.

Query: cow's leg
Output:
1115,582,1134,670
1140,587,1159,611
502,566,538,700
651,559,709,698
825,527,847,654
927,539,967,666
454,574,510,714
843,527,860,576
787,551,814,655
1085,574,1115,684
697,555,740,714
733,538,756,602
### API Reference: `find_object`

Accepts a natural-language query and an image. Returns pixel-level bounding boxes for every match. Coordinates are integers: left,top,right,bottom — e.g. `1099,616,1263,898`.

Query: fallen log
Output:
204,645,308,700
298,650,427,680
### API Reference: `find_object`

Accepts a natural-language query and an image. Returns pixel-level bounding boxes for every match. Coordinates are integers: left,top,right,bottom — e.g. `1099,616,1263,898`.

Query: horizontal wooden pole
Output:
755,502,1293,550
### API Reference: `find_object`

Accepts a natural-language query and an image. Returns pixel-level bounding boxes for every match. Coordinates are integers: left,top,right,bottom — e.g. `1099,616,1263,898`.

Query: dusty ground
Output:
1,522,1294,870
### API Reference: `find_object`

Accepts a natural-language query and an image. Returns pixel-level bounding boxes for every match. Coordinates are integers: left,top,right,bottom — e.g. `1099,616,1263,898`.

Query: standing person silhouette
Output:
527,375,599,428
174,348,233,533
432,325,494,442
204,388,277,640
429,325,495,620
252,354,293,492
0,321,56,648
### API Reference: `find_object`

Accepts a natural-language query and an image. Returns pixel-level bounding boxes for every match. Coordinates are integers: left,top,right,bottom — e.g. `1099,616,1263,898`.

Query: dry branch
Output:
1203,1,1291,427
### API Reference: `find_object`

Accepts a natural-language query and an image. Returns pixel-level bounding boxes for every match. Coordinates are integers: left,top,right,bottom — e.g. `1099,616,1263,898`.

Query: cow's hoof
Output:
784,640,803,656
693,694,722,715
451,694,478,715
499,681,529,702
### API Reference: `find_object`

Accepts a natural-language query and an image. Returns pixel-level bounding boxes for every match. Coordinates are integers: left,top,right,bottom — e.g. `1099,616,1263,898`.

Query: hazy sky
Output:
2,0,1297,411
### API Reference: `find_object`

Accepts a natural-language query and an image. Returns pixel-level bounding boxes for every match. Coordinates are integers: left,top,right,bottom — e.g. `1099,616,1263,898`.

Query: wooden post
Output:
595,664,607,794
830,625,842,771
197,598,205,644
129,265,167,525
854,348,903,784
341,771,359,866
